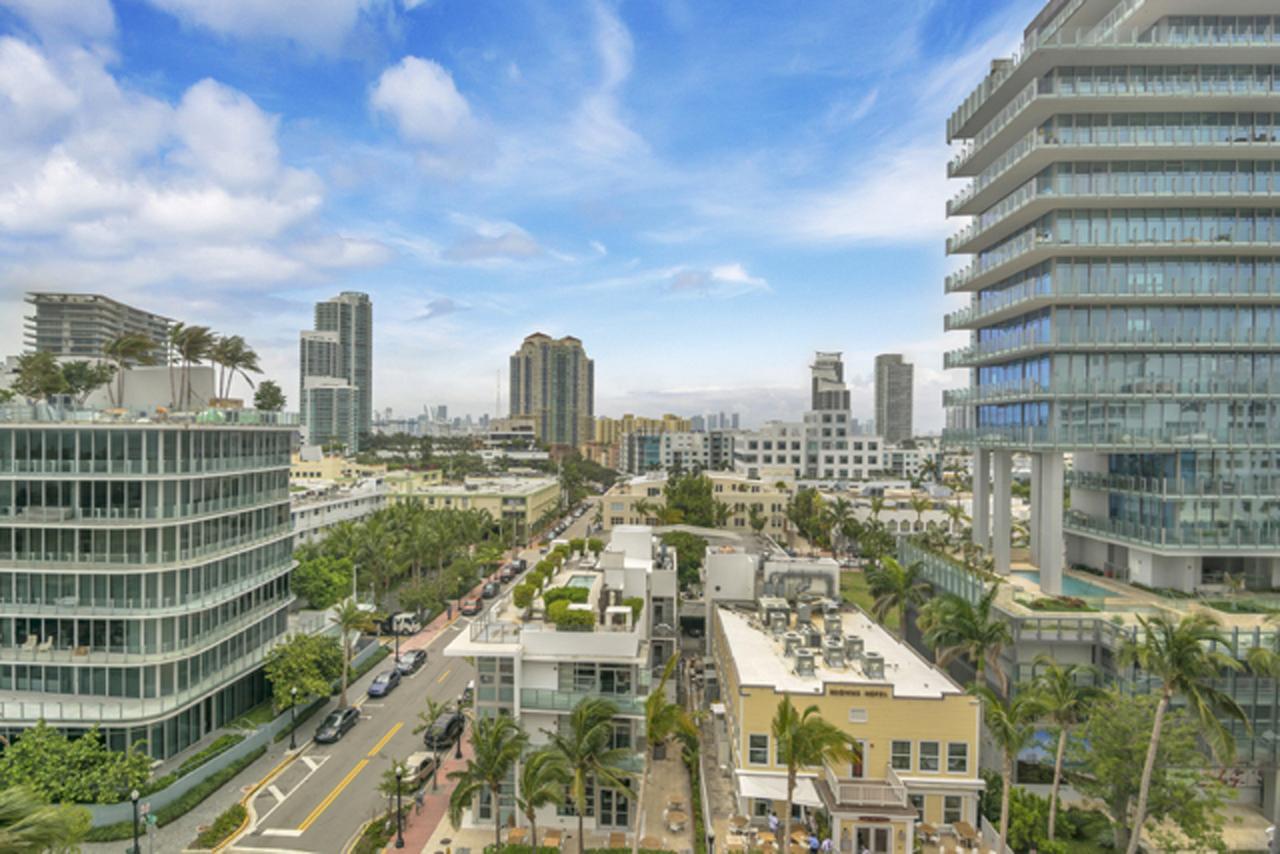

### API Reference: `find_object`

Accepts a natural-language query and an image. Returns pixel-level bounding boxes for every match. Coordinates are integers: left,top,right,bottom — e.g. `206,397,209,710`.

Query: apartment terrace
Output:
0,403,298,427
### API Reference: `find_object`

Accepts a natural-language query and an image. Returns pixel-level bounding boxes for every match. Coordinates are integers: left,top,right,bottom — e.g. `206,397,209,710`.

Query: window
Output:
848,707,868,723
947,742,969,773
909,794,924,818
944,795,963,825
920,741,940,772
891,740,912,771
748,734,769,765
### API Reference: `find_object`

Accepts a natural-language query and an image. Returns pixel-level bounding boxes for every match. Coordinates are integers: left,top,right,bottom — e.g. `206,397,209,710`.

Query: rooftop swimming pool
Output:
1013,571,1113,599
566,574,596,590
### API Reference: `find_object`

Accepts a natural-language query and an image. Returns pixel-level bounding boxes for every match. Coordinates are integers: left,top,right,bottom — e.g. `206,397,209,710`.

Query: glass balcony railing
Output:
945,327,1280,368
519,688,647,716
1064,511,1280,550
945,378,1280,406
1068,470,1280,497
3,526,294,568
0,404,298,427
0,491,291,525
0,456,289,477
943,424,1280,450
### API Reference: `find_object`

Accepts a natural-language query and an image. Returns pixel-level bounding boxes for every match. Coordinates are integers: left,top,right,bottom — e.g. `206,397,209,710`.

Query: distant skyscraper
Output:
509,333,594,446
300,291,371,451
730,413,740,429
811,351,852,411
874,354,913,444
690,414,706,433
25,292,173,360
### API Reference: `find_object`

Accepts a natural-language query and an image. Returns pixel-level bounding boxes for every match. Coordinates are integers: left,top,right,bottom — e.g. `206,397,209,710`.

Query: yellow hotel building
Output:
711,603,983,853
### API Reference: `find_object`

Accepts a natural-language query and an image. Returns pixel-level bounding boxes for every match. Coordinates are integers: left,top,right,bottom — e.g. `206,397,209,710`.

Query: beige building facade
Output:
387,475,559,544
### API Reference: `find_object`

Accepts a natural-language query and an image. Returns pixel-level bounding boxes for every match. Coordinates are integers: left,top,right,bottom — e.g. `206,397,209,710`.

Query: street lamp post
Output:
454,701,464,759
394,624,401,664
130,788,141,854
394,764,406,849
289,686,299,750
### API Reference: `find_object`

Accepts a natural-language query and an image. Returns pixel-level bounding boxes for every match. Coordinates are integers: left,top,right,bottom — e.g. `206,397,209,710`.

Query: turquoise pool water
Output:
566,574,596,589
1013,571,1112,599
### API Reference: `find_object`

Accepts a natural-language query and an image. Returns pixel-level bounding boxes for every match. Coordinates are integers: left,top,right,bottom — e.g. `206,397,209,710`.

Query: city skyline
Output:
0,0,1040,431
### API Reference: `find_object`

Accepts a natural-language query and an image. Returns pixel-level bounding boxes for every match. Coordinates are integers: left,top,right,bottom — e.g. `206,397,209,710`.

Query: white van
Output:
388,612,422,635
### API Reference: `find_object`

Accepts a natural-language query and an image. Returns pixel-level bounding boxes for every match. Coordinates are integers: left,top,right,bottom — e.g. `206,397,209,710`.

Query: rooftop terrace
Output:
0,403,297,427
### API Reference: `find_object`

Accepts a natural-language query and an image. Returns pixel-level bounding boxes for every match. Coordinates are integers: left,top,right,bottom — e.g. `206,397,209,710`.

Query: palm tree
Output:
165,321,185,408
772,698,857,850
1119,613,1246,854
516,748,569,851
172,324,216,409
544,697,634,854
0,786,89,853
908,495,932,533
413,698,453,791
943,502,967,542
865,556,929,640
921,585,1013,692
1031,656,1100,840
971,685,1042,852
867,496,884,521
210,335,262,400
330,598,376,707
447,714,528,854
102,332,157,406
825,497,854,555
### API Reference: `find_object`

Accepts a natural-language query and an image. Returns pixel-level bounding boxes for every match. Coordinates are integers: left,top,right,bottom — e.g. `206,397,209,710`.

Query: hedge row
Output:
191,803,247,850
84,745,267,842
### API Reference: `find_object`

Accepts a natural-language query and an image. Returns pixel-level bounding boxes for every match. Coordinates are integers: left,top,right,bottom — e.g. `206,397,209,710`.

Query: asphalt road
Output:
229,499,599,854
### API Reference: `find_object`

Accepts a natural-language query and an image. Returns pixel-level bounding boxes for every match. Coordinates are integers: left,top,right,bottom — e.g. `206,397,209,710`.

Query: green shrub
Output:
569,538,586,553
547,599,595,630
683,743,706,854
512,582,536,609
543,587,589,606
85,746,266,841
192,803,247,849
623,597,644,620
143,732,247,794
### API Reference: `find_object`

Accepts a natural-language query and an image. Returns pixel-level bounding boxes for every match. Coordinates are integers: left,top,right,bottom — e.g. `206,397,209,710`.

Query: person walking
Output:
769,811,779,835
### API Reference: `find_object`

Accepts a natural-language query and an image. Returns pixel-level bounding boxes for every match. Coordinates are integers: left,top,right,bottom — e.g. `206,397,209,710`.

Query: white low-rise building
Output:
290,478,388,546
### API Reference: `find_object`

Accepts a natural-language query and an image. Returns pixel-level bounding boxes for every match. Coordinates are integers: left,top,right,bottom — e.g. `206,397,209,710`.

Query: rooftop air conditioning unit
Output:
822,638,845,668
803,625,823,648
796,602,812,624
794,648,816,677
824,612,842,637
783,631,802,657
863,651,885,679
769,611,788,636
844,634,864,662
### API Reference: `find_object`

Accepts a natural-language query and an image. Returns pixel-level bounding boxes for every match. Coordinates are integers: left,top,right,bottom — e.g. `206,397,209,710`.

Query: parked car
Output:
367,669,401,697
461,679,475,706
315,707,360,743
512,558,527,573
460,597,482,616
396,649,427,674
404,751,438,787
421,709,465,750
481,581,500,599
499,564,516,583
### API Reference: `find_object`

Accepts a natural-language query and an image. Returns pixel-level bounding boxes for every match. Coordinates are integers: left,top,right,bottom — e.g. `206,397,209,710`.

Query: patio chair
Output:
543,829,564,850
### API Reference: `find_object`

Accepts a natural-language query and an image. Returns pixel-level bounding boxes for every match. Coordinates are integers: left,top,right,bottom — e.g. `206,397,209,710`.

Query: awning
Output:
736,773,822,808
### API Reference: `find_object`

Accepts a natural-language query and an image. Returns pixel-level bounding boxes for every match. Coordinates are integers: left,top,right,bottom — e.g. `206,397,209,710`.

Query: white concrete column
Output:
971,448,991,550
1029,454,1042,558
1038,452,1065,596
992,451,1013,575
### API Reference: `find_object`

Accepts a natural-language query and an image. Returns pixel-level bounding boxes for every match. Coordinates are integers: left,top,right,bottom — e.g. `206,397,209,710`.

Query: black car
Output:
315,707,360,743
512,558,527,573
396,649,428,675
367,669,401,697
421,710,465,750
481,581,499,599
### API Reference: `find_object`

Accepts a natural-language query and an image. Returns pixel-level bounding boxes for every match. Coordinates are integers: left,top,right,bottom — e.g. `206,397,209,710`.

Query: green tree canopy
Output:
0,722,151,804
264,633,343,710
253,379,286,411
660,531,708,591
662,473,728,528
291,551,353,609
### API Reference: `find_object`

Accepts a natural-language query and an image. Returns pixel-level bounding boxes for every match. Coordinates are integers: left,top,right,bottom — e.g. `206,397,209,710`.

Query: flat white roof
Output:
716,606,962,700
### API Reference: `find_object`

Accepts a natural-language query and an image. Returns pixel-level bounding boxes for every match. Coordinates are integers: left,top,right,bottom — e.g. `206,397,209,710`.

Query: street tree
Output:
772,698,856,850
264,633,343,711
447,715,528,854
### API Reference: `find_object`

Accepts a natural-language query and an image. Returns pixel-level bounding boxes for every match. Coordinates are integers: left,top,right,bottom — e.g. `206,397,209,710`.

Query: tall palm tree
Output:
209,335,262,400
447,714,528,854
1031,656,1100,840
413,697,453,792
865,556,929,640
544,697,634,854
971,685,1042,852
943,502,967,542
825,497,854,555
330,597,376,707
772,698,857,850
0,786,90,853
516,747,569,851
867,496,884,521
173,324,215,409
921,585,1013,692
908,495,932,533
102,332,157,406
1119,613,1246,854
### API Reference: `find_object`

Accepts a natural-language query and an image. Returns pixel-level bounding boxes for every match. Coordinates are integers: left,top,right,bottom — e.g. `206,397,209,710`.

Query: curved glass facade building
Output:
945,4,1280,592
0,410,295,758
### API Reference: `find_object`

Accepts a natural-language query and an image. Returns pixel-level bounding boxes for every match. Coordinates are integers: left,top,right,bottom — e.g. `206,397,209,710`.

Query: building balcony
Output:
1069,470,1280,498
946,233,1280,294
0,403,299,428
950,80,1280,178
943,424,1280,451
1064,511,1280,552
0,491,291,527
519,687,647,717
0,456,289,477
816,762,910,811
0,526,294,569
944,379,1280,407
945,328,1280,370
947,125,1280,217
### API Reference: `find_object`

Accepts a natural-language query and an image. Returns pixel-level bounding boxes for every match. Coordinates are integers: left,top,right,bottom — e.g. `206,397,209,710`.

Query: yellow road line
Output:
297,758,368,832
367,721,404,758
436,668,452,684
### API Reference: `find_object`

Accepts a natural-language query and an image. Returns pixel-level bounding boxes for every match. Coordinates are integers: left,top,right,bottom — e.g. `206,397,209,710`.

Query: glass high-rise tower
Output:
301,292,371,452
943,3,1280,594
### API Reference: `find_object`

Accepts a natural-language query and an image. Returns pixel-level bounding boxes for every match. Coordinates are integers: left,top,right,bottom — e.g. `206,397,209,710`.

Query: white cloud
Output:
293,235,395,269
175,79,281,188
0,37,80,133
370,56,472,146
144,0,382,53
443,218,543,264
569,2,645,159
0,0,115,44
668,262,770,298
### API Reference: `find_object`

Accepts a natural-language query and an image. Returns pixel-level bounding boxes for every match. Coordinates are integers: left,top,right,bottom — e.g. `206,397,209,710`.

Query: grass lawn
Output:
839,570,898,632
228,700,276,730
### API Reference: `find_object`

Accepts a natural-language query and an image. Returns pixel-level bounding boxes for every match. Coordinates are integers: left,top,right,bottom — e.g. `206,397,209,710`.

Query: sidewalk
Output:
384,729,475,853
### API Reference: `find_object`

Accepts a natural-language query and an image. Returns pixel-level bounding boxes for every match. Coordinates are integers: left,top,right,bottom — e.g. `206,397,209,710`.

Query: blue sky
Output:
0,0,1042,431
